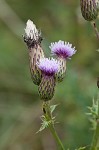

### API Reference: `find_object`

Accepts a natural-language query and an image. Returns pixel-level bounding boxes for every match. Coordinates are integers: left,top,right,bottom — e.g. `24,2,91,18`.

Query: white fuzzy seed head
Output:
25,19,39,40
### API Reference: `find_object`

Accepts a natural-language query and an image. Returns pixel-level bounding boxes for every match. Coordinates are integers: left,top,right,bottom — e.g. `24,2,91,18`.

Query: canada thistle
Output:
49,40,76,82
37,58,59,101
23,20,44,85
80,0,98,21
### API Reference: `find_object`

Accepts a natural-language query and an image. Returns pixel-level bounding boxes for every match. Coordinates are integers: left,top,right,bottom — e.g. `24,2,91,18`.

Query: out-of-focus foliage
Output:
0,0,99,150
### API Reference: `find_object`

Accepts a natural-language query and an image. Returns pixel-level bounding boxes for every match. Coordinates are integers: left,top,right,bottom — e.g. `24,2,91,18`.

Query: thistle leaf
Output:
37,117,49,133
50,104,58,113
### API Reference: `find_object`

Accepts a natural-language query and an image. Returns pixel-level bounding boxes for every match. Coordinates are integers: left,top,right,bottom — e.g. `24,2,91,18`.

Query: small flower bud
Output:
37,58,59,101
80,0,98,21
23,20,45,85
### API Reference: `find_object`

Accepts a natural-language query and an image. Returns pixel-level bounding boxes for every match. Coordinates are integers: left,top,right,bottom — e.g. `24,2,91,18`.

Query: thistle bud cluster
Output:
80,0,99,21
23,20,76,101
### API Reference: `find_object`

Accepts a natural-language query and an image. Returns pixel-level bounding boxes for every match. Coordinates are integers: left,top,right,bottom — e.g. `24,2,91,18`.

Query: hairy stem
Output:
43,101,65,150
49,124,65,150
90,123,99,150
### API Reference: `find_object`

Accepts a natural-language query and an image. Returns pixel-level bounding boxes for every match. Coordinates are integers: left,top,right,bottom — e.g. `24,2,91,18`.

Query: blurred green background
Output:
0,0,99,150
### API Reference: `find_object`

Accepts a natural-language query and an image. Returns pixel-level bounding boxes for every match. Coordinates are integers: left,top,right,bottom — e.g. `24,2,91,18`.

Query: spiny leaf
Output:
37,114,48,133
50,104,58,113
37,123,46,133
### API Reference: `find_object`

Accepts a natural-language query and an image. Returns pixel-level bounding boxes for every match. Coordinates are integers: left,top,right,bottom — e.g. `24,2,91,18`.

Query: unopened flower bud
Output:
37,58,59,101
80,0,98,21
23,20,45,85
49,40,76,82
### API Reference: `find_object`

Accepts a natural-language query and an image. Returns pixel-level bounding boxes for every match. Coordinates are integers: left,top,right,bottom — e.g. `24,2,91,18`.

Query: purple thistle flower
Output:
38,58,59,101
49,40,76,59
37,58,59,76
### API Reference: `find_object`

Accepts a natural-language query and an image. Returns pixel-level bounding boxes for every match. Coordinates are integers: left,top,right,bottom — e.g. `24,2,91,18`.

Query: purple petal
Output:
37,58,60,76
49,40,76,59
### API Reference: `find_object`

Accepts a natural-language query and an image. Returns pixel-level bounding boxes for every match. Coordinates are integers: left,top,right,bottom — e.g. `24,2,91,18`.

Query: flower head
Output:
49,40,76,59
37,58,59,76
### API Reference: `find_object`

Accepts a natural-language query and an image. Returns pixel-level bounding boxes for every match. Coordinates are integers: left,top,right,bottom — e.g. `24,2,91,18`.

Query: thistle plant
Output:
23,20,76,150
23,15,99,149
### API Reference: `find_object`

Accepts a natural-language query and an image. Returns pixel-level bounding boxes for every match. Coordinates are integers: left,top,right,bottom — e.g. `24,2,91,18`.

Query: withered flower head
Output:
24,20,42,48
23,20,45,85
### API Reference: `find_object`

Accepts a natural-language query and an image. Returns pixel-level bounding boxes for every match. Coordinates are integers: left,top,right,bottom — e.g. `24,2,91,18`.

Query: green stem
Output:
91,21,99,41
49,124,65,150
90,123,99,150
43,101,65,150
90,91,99,150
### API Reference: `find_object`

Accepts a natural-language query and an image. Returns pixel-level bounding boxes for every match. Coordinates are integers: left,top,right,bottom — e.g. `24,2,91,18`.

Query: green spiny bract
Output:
38,76,56,101
29,45,44,85
55,58,66,82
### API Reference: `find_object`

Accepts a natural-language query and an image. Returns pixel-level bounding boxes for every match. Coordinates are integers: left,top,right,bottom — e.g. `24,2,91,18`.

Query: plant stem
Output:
90,123,99,150
91,21,99,41
49,124,65,150
90,91,99,150
43,101,65,150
